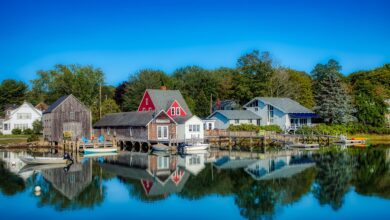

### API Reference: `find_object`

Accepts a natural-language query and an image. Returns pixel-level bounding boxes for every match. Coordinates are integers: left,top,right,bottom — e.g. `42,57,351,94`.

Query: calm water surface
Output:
0,145,389,220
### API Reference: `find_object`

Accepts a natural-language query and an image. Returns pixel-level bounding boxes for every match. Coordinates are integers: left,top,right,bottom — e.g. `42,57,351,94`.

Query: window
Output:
107,127,110,135
249,119,253,123
189,125,193,132
148,107,152,111
176,107,180,115
4,124,8,130
235,119,240,124
171,108,175,116
268,105,274,123
142,108,146,111
70,112,75,121
17,113,31,119
257,119,261,125
145,98,149,105
157,157,169,169
255,107,258,112
189,124,201,132
300,118,307,125
157,126,169,139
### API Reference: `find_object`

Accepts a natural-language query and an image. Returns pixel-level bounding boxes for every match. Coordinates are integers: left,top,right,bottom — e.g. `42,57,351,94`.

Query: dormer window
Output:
176,107,180,115
171,108,175,116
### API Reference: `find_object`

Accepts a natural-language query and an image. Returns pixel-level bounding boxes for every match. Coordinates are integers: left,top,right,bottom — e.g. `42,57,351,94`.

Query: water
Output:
0,145,389,220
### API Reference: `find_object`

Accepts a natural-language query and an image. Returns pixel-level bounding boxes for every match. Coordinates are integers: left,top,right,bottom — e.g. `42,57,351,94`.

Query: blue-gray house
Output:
243,97,317,131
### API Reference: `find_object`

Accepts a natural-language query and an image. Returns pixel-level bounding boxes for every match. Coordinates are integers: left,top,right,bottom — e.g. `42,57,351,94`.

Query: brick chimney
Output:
160,86,167,90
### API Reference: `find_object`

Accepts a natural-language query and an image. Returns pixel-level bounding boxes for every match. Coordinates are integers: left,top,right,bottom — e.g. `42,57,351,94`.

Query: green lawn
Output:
0,135,29,139
0,135,29,145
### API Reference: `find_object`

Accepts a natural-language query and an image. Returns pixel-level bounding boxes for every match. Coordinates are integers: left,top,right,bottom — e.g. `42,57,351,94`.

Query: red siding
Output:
167,100,186,117
138,91,155,112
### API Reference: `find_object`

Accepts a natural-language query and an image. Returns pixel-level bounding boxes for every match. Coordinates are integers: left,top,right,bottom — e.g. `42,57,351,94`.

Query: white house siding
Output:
177,116,204,142
209,113,259,130
2,102,42,135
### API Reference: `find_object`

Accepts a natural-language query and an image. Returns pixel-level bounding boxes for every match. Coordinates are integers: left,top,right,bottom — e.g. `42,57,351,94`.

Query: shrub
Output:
23,128,33,135
32,120,43,134
27,134,39,142
227,124,283,133
11,128,22,135
295,123,390,135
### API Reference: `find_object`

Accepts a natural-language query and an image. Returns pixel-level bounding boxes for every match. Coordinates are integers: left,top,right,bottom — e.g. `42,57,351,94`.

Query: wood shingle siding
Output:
43,94,92,143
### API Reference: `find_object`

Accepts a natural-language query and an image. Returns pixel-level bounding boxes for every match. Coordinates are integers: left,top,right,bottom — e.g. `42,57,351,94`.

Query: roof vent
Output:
160,86,167,90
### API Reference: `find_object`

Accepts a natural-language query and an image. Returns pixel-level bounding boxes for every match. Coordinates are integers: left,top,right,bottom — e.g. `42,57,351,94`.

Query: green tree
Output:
114,81,128,110
288,69,315,108
30,64,104,107
312,59,355,124
352,80,387,127
0,79,28,114
91,98,121,122
32,120,43,134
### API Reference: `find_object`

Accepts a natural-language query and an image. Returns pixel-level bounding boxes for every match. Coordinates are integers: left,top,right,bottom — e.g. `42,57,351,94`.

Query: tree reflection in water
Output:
312,151,352,210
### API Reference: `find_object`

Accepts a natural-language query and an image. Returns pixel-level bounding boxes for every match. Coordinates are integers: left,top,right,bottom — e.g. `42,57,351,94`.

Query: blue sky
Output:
0,0,389,86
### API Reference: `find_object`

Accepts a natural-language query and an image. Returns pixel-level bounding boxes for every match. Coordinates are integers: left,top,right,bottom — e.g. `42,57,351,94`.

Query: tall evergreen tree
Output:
312,60,355,124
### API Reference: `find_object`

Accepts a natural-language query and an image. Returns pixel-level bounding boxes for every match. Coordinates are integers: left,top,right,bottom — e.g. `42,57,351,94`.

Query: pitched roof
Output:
207,110,261,120
94,111,155,127
246,97,313,114
43,95,70,114
146,89,192,115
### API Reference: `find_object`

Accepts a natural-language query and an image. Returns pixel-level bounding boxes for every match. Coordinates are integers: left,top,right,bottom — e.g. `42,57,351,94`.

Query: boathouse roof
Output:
94,111,156,127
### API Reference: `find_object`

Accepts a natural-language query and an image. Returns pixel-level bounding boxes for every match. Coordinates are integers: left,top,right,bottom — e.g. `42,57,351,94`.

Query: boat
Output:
336,135,366,144
152,143,171,151
288,143,319,150
19,156,69,165
18,163,69,173
83,148,118,154
184,143,209,151
82,152,118,158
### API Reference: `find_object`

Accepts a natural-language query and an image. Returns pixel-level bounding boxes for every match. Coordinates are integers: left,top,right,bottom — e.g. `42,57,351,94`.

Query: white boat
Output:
84,148,118,154
19,156,69,165
184,143,209,151
82,152,118,158
19,163,69,173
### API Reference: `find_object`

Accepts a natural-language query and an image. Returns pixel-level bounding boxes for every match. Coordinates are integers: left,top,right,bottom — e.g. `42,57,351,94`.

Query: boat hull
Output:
20,157,68,165
84,148,118,154
184,143,209,151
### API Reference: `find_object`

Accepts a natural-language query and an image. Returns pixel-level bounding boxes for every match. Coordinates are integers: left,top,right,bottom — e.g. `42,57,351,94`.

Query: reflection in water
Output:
0,146,389,219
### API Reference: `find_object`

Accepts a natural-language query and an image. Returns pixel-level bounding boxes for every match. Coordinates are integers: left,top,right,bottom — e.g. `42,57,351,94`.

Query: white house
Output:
1,101,42,134
206,110,262,130
176,115,204,142
243,97,317,131
177,152,206,176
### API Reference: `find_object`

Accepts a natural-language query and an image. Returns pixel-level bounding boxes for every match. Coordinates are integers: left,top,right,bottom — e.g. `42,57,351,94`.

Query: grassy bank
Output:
0,135,29,145
353,134,390,144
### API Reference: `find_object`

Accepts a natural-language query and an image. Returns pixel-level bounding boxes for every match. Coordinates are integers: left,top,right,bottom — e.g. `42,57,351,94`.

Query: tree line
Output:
0,50,389,127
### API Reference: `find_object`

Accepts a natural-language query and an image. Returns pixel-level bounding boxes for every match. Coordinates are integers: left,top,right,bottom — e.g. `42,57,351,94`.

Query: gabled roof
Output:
174,115,202,124
207,110,261,120
94,111,155,127
244,97,313,114
44,94,88,114
146,89,192,115
9,101,42,117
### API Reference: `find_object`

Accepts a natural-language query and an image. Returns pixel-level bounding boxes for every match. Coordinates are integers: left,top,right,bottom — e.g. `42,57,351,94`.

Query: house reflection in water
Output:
101,152,190,197
177,152,207,176
42,160,93,200
245,155,315,180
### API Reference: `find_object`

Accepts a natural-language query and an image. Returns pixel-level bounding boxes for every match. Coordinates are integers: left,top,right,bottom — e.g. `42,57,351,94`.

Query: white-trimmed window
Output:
17,113,31,119
235,119,240,124
176,107,180,115
70,112,75,121
107,127,110,135
157,156,169,169
268,105,274,123
157,126,169,139
189,124,200,132
14,124,29,130
249,119,253,123
145,98,149,105
171,108,175,116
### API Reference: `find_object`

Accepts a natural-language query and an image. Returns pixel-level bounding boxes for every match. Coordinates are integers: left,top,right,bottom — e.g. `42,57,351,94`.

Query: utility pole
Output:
99,83,102,119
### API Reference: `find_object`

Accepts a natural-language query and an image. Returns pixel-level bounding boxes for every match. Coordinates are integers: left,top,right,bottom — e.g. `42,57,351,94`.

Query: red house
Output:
137,87,192,118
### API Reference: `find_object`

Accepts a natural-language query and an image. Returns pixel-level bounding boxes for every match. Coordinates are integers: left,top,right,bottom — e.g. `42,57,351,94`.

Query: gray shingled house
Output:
43,94,92,144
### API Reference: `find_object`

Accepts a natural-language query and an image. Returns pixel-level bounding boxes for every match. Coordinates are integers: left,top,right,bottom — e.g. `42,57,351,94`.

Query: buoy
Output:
34,186,41,192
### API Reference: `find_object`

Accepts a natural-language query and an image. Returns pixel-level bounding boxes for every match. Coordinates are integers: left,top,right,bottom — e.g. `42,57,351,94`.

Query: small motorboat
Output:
19,156,69,165
179,143,209,152
84,148,118,154
82,152,118,158
152,143,171,151
335,135,366,144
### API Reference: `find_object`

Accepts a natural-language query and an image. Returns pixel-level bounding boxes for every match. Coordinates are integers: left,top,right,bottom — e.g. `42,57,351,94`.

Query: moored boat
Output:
152,143,171,151
19,156,69,165
84,148,118,154
184,143,209,151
